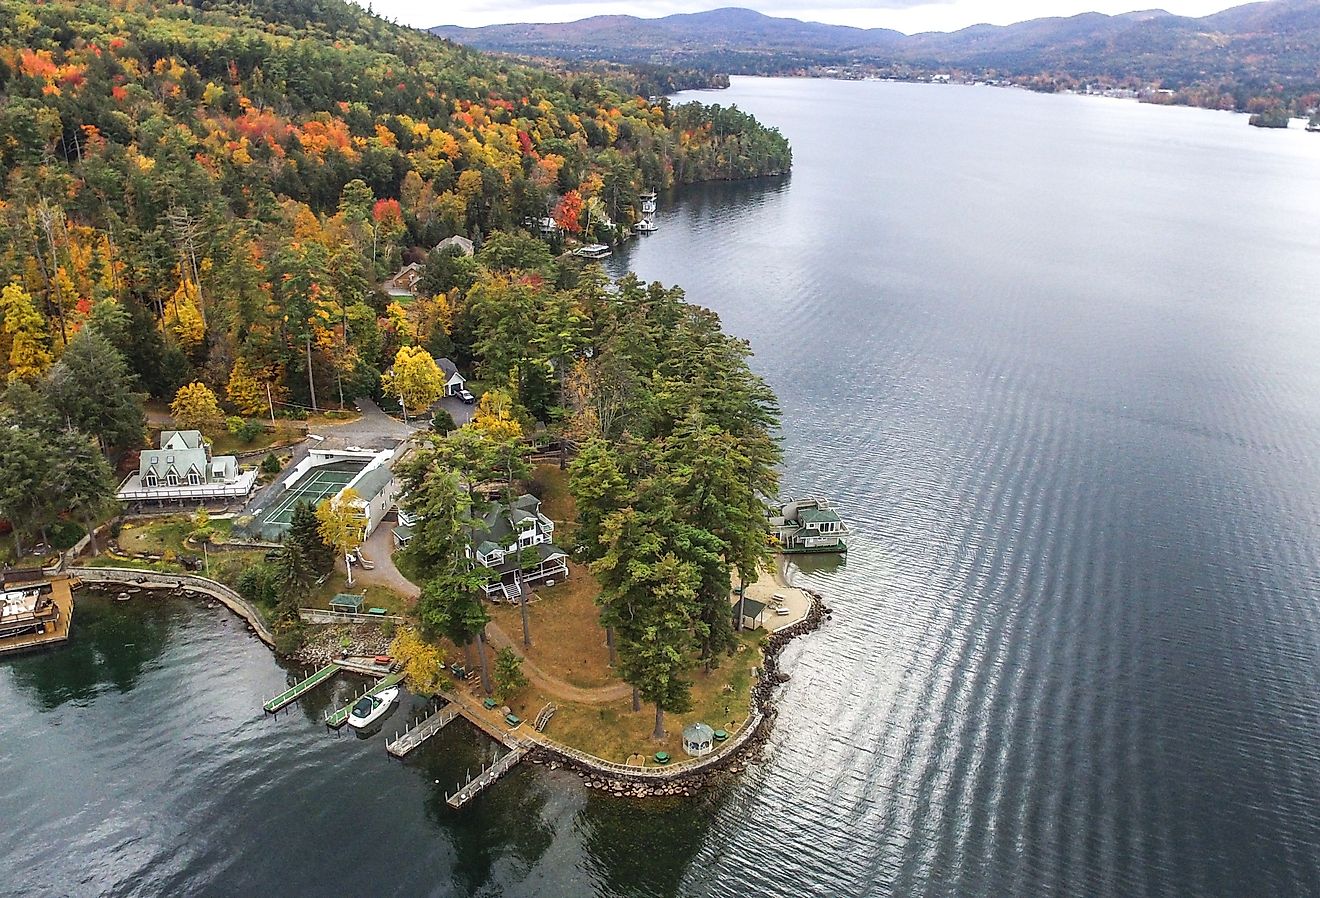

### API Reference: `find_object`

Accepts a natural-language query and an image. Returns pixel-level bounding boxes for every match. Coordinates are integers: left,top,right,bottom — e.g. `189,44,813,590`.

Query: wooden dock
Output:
324,671,405,728
263,663,341,713
386,702,461,758
445,743,529,808
0,575,74,657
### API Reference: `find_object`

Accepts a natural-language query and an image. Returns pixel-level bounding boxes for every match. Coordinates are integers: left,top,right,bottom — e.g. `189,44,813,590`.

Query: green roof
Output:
329,593,364,609
797,507,842,525
737,598,767,618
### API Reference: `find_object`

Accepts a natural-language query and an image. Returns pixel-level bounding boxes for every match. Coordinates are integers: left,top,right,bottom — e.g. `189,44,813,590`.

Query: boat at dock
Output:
348,685,400,729
641,198,657,214
769,498,849,554
0,571,75,657
635,218,658,233
573,243,612,259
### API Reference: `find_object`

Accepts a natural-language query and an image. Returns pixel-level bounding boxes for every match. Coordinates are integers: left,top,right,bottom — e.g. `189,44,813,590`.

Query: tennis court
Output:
258,460,366,530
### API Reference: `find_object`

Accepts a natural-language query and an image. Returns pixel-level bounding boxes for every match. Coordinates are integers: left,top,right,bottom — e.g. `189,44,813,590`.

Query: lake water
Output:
6,77,1320,897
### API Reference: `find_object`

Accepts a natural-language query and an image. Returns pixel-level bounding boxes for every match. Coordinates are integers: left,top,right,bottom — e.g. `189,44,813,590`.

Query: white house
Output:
466,494,569,601
437,357,467,397
117,430,256,503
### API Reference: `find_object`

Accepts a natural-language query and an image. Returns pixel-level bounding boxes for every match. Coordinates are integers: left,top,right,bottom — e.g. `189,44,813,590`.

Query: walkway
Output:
355,538,631,705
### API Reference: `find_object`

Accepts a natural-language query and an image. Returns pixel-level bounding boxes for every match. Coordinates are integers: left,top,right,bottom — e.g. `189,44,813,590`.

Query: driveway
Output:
432,395,475,429
320,397,420,445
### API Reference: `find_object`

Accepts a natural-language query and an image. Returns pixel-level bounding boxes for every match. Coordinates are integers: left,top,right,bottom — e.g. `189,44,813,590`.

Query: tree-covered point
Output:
0,0,789,408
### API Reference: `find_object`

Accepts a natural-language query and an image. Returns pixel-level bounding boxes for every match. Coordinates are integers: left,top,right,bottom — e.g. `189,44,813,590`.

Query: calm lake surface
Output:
5,77,1320,897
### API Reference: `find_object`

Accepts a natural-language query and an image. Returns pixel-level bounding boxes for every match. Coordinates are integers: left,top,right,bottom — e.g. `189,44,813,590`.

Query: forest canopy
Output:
0,0,790,407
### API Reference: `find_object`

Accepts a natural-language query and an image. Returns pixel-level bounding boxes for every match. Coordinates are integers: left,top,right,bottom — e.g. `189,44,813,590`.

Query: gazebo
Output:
735,597,767,631
682,722,716,757
329,593,365,614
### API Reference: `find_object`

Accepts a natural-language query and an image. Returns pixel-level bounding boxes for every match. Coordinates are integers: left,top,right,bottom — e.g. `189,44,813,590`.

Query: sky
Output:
356,0,1247,34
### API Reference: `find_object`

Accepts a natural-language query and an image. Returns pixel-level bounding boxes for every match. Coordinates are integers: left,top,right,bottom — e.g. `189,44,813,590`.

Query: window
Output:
188,470,201,486
166,470,179,486
144,472,158,487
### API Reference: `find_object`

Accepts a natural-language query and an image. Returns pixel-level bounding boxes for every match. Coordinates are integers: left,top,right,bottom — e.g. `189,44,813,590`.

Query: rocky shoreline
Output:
293,623,394,665
526,589,833,798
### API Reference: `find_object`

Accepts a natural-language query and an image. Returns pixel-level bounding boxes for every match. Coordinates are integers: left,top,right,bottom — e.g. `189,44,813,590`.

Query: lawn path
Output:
354,525,631,705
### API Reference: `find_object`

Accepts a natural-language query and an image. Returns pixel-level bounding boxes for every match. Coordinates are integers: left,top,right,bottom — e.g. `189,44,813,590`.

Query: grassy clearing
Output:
114,516,237,556
488,561,615,689
209,419,306,456
529,463,575,523
493,629,763,763
308,570,413,615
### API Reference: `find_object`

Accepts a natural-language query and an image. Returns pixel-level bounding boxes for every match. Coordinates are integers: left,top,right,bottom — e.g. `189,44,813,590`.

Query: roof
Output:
160,430,204,450
468,494,543,549
738,597,767,617
683,722,715,741
797,507,842,525
476,540,503,557
437,357,460,379
329,593,364,609
350,465,394,503
434,235,475,256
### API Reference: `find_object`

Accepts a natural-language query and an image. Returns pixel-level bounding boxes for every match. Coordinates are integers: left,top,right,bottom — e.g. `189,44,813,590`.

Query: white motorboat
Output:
573,243,612,259
347,685,400,729
635,218,658,233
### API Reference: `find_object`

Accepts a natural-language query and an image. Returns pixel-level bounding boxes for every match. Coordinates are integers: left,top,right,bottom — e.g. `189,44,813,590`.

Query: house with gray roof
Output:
434,235,475,257
466,494,569,601
771,497,849,554
117,430,256,503
437,357,467,396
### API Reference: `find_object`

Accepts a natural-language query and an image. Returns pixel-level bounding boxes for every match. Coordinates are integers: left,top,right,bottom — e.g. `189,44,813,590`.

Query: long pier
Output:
445,744,529,808
324,671,405,728
263,663,341,713
386,702,462,758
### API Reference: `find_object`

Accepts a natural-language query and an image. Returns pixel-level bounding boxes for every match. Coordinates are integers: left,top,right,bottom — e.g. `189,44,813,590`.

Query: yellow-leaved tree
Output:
383,344,445,420
0,283,53,383
471,388,523,442
163,274,206,350
226,358,284,417
170,381,225,437
390,628,448,695
316,488,366,585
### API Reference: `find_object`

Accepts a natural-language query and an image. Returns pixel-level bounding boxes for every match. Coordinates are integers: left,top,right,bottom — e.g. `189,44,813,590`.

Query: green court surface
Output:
259,461,365,529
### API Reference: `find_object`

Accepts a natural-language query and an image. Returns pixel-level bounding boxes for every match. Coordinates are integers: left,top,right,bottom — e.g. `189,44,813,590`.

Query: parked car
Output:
457,388,476,404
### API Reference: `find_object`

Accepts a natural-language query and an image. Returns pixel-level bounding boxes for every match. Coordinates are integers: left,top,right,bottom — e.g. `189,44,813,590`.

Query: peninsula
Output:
0,0,816,790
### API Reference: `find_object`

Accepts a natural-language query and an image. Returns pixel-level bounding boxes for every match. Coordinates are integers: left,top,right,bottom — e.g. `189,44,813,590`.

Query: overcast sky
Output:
358,0,1246,34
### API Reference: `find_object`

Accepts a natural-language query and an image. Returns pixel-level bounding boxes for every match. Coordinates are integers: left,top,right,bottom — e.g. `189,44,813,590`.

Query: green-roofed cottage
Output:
770,497,849,554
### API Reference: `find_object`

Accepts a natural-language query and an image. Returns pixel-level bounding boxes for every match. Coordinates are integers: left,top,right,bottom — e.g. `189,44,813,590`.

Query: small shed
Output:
735,597,767,631
682,722,716,757
329,593,365,614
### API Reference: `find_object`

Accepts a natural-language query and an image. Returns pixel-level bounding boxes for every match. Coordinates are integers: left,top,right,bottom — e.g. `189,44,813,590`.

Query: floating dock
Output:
324,671,405,728
446,744,529,808
263,663,341,713
386,702,462,758
0,574,75,657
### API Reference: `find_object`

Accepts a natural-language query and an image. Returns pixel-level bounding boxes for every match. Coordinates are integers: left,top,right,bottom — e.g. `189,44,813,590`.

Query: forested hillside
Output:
0,0,790,409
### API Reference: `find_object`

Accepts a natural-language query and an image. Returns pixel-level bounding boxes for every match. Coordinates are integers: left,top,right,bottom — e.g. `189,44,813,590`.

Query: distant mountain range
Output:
431,2,1320,108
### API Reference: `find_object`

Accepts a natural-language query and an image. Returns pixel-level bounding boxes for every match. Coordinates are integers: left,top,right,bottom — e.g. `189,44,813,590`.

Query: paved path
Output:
355,531,631,705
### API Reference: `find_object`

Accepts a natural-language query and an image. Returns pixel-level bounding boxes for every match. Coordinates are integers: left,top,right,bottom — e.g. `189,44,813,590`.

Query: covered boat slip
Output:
0,576,75,656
